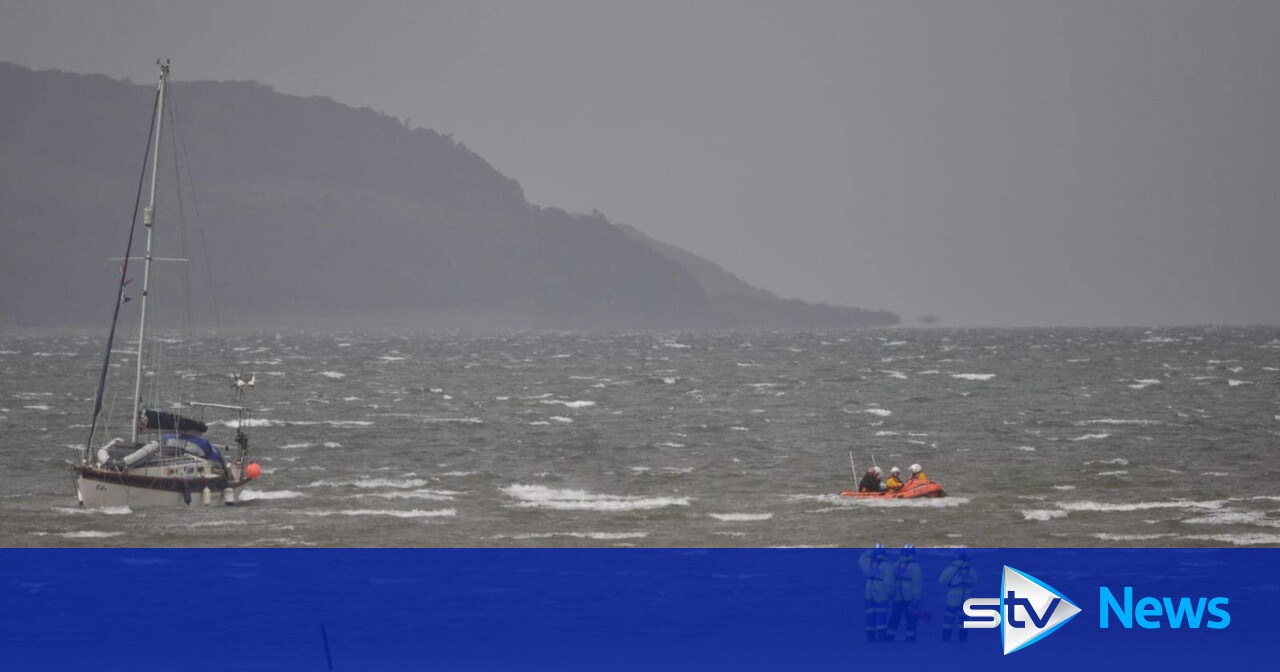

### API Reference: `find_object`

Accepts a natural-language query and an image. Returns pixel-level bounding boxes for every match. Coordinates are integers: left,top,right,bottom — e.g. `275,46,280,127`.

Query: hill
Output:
0,62,897,330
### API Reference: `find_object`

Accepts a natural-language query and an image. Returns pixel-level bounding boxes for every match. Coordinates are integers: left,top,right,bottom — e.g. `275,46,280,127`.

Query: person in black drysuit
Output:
858,467,884,493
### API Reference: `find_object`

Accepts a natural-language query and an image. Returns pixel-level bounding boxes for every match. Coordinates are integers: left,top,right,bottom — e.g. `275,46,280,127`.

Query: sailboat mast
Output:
131,59,169,444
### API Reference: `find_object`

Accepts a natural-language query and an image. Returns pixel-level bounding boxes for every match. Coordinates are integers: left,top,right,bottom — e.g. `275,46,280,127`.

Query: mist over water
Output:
2,327,1278,547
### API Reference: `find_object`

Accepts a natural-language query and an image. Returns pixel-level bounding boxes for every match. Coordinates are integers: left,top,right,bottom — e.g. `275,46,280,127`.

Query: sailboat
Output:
73,60,262,507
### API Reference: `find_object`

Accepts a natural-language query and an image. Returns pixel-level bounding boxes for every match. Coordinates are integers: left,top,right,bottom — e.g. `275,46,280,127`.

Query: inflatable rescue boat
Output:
840,479,947,499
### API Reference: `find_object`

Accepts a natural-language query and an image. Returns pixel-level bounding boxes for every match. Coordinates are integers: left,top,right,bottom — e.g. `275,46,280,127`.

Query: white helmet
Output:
890,466,900,475
872,466,883,476
910,463,922,474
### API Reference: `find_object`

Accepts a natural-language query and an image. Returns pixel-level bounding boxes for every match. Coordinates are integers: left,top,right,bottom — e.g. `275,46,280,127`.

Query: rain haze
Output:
2,0,1278,326
4,1,1280,554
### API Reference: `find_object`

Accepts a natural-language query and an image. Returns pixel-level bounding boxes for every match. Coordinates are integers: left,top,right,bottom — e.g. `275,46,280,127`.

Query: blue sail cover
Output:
161,433,222,462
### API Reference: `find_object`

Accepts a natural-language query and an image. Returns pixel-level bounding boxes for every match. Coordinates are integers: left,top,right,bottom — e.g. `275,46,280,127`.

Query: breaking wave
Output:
710,513,773,522
501,484,690,512
301,508,456,518
238,490,306,501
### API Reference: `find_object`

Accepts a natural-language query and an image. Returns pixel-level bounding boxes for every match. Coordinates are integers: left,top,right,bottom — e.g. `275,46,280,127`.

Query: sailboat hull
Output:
75,467,245,508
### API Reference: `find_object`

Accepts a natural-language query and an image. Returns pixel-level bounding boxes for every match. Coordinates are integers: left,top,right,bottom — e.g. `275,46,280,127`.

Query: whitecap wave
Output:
1180,511,1280,528
362,489,461,501
504,532,648,540
1091,533,1177,542
1021,510,1067,521
501,484,690,512
238,490,306,501
1057,500,1223,513
306,478,428,489
539,399,596,408
53,506,132,515
212,418,373,428
301,508,455,518
951,373,995,381
1181,533,1280,546
710,513,773,522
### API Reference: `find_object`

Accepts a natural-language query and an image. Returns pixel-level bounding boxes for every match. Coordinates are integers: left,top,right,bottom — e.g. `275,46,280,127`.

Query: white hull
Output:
75,473,242,508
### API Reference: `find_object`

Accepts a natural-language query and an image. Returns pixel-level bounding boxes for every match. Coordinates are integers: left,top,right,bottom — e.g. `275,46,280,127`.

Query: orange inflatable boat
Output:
839,480,947,499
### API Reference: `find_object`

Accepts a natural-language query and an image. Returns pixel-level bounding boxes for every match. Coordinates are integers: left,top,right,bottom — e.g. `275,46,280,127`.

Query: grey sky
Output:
3,0,1277,326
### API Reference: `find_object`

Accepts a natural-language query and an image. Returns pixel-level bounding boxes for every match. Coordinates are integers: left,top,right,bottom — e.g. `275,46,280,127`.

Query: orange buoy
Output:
246,462,262,479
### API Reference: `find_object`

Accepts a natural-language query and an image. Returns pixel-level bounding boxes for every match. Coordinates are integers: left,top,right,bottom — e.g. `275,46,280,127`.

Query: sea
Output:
2,327,1278,548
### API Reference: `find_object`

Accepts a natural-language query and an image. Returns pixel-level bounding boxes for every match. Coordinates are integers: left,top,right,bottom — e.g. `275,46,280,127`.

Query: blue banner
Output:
1,549,1275,670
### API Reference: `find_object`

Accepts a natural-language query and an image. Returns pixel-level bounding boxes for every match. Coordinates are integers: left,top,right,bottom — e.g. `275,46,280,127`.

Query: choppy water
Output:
2,327,1278,547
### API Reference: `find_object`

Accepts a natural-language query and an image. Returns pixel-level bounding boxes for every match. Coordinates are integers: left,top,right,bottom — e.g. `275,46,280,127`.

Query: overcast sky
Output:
3,0,1277,326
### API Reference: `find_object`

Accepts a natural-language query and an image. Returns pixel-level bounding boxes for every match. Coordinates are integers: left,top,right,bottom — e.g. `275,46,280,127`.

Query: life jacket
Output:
886,475,903,491
894,558,921,601
865,559,893,601
940,561,976,606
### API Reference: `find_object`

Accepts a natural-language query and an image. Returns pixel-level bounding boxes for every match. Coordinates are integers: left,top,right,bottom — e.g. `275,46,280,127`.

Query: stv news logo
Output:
962,566,1082,655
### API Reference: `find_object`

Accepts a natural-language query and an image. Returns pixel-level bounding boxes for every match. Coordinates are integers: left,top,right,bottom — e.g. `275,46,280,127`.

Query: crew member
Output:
939,549,977,641
908,463,928,483
887,544,923,642
858,466,884,493
859,544,895,641
885,467,904,492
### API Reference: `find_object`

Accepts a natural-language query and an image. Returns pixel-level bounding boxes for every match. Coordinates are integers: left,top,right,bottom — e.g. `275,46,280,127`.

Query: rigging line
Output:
148,333,163,416
170,88,234,398
169,90,225,340
166,94,195,405
86,85,161,455
104,387,119,443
